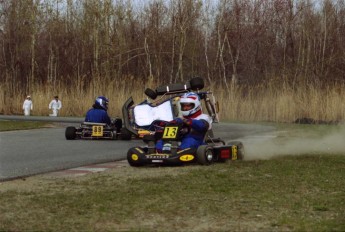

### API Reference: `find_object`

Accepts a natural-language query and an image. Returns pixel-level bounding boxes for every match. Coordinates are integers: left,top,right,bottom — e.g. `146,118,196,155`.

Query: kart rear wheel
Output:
227,141,245,160
197,145,213,165
127,147,144,167
111,131,117,140
145,88,157,100
120,127,132,140
190,77,204,91
65,126,77,140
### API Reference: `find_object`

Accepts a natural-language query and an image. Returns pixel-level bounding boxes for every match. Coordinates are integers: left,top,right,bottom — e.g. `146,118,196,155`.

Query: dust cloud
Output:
241,124,345,160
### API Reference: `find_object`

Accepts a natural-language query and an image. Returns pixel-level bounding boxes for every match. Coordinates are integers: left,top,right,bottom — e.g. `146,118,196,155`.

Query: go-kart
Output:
122,77,219,138
65,118,132,140
127,120,245,166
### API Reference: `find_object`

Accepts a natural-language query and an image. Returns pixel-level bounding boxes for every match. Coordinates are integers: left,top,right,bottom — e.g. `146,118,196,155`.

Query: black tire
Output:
196,145,214,165
113,118,123,133
227,141,245,160
189,77,204,91
111,131,117,140
120,127,132,140
65,126,77,140
145,88,157,100
127,147,143,167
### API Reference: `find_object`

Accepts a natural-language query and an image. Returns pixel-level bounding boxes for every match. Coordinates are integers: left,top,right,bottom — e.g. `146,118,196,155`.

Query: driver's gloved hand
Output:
170,118,183,124
182,118,192,126
171,118,192,127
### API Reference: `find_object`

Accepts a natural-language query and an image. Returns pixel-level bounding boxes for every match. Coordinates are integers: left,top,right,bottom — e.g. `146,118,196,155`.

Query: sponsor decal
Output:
180,154,194,161
131,154,139,161
146,154,170,159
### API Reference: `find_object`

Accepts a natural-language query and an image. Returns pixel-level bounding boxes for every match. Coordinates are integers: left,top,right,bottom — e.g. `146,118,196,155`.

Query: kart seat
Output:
133,100,174,127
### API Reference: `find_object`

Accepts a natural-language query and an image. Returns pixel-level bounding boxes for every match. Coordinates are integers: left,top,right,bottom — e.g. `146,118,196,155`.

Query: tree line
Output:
0,0,344,95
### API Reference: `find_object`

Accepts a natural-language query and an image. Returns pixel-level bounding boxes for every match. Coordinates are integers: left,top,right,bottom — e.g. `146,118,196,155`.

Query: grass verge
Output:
0,121,52,131
0,155,344,231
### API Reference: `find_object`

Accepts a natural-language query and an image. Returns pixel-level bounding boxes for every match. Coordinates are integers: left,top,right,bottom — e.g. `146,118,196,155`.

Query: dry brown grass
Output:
1,78,345,123
216,82,345,123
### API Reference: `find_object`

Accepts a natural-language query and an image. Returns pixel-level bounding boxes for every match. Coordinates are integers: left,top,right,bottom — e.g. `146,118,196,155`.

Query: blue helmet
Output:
95,96,109,110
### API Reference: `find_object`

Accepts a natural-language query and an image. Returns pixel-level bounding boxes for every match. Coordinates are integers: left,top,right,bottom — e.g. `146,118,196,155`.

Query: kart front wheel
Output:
65,127,77,140
197,145,214,165
127,147,144,167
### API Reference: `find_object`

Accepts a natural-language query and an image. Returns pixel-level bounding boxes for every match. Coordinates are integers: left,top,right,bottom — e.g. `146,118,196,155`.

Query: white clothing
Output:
133,101,174,126
23,99,33,116
194,113,213,130
49,99,62,116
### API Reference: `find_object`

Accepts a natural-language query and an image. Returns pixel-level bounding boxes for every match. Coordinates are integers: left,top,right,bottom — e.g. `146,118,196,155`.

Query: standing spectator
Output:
49,95,62,116
23,95,33,116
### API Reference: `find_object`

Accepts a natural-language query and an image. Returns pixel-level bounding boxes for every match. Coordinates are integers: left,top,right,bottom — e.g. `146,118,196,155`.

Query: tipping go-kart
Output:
122,77,219,138
127,120,245,166
65,118,132,140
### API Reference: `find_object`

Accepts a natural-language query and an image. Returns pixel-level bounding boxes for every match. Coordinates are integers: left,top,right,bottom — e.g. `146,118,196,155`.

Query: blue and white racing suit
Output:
156,114,212,151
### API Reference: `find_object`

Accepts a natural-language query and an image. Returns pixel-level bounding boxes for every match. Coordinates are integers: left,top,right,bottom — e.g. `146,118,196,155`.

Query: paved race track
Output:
0,121,275,181
0,124,141,181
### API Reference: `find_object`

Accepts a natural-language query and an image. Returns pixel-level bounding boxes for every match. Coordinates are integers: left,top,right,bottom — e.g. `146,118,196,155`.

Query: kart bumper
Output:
127,147,196,166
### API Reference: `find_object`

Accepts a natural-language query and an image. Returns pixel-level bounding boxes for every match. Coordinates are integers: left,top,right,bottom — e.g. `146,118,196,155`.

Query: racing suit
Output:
49,99,62,116
85,106,111,125
23,99,33,116
156,113,212,151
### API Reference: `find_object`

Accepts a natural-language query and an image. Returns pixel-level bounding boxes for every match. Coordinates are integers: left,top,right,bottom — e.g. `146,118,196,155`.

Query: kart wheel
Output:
190,77,204,91
112,118,123,133
197,145,214,165
145,88,157,100
227,141,245,160
120,127,132,140
111,131,117,140
127,147,143,167
65,126,77,140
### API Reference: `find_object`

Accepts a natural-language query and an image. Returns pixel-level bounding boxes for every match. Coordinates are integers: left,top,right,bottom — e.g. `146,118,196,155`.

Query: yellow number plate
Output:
162,126,178,139
92,125,104,136
232,146,238,160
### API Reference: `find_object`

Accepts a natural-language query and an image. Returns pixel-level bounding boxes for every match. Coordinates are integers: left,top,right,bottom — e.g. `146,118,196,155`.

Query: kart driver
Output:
156,92,212,151
85,96,112,125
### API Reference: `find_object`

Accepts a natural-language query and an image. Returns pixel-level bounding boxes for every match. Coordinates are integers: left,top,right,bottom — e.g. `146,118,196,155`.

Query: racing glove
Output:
171,118,193,127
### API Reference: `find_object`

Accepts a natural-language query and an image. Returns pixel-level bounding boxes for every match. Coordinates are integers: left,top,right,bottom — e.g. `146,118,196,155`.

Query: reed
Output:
1,77,344,123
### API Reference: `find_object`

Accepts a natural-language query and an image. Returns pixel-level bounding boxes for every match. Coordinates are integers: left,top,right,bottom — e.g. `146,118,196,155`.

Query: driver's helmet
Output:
180,92,201,117
95,96,109,110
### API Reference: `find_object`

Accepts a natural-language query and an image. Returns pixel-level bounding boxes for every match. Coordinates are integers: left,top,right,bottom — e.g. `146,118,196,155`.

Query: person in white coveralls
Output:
23,95,33,116
49,95,62,116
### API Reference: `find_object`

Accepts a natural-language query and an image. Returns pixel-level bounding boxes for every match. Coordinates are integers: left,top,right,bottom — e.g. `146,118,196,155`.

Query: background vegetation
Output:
0,0,344,122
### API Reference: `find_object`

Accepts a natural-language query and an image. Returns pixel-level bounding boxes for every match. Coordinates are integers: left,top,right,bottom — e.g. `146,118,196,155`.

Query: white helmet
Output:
180,92,201,117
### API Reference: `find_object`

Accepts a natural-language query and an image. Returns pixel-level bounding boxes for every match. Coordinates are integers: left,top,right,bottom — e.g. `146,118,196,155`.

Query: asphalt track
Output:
0,115,275,181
